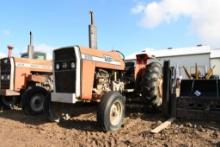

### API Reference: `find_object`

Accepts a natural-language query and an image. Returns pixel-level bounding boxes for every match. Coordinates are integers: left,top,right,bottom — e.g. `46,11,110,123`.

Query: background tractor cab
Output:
21,52,46,60
21,32,47,60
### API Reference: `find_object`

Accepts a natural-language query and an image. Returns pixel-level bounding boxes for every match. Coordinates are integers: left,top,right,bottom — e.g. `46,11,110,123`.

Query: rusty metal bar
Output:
205,65,215,80
183,66,191,79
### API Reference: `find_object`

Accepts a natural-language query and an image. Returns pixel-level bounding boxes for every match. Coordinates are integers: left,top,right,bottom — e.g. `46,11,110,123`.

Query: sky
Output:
0,0,220,59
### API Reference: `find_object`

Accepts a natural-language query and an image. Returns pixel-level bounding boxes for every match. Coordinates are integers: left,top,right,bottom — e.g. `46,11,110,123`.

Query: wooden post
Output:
151,117,176,134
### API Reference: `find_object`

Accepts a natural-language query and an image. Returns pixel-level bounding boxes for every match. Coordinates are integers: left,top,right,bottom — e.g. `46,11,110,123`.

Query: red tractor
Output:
48,11,162,131
0,32,52,115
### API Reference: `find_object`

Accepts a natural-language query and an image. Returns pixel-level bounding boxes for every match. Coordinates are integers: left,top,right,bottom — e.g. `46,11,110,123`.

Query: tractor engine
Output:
93,69,125,96
94,69,111,95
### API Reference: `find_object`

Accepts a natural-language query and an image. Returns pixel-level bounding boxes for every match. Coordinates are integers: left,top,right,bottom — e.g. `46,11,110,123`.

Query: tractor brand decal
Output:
15,62,52,70
81,54,121,65
83,54,93,60
104,56,113,63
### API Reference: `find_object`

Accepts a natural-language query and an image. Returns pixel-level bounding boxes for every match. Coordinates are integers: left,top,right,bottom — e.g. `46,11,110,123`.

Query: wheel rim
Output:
109,100,123,126
30,94,45,112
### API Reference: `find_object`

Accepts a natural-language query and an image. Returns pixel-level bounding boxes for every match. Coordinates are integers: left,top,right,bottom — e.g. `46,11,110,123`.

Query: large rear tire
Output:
21,86,49,115
97,92,125,131
141,62,163,108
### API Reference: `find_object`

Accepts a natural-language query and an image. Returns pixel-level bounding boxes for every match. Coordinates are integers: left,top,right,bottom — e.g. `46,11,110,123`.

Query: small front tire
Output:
21,86,49,115
97,92,125,131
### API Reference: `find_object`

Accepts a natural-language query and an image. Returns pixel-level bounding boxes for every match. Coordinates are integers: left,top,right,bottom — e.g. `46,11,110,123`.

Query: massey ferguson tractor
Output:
48,11,162,131
0,32,53,115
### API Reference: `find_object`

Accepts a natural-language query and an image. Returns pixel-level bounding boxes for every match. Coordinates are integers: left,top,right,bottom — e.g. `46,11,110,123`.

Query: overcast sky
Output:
0,0,220,59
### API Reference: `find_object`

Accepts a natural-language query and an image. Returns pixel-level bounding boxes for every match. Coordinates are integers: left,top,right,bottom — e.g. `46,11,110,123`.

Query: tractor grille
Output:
0,58,11,89
54,47,76,93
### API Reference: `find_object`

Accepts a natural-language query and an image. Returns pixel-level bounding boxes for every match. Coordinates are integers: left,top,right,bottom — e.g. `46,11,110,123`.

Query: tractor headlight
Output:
55,63,60,70
62,62,68,69
4,59,8,64
6,75,10,80
1,75,4,80
71,62,75,69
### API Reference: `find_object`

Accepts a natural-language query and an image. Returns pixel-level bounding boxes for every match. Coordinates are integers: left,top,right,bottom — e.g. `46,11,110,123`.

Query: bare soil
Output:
0,104,220,147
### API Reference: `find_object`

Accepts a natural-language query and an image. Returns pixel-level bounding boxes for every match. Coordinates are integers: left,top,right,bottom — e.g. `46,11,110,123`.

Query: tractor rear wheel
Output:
0,96,18,109
21,86,49,115
141,62,163,108
97,91,125,131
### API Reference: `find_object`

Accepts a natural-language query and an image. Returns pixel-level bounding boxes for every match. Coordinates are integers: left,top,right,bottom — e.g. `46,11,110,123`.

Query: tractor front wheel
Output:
97,92,125,131
21,86,49,115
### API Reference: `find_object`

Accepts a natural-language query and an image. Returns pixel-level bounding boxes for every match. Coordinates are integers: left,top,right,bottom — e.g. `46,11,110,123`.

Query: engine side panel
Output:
81,60,95,100
0,57,52,94
79,47,125,100
14,64,31,91
14,58,52,91
15,58,52,73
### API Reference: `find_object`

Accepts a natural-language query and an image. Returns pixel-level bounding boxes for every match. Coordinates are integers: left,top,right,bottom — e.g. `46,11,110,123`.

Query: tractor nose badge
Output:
62,62,68,69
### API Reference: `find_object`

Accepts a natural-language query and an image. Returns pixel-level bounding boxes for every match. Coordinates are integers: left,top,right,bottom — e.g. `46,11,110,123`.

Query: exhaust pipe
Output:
89,11,97,49
7,45,13,58
27,31,34,59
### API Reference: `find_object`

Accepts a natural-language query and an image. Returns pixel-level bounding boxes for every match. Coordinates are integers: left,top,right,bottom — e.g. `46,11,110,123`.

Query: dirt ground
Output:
0,104,220,147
